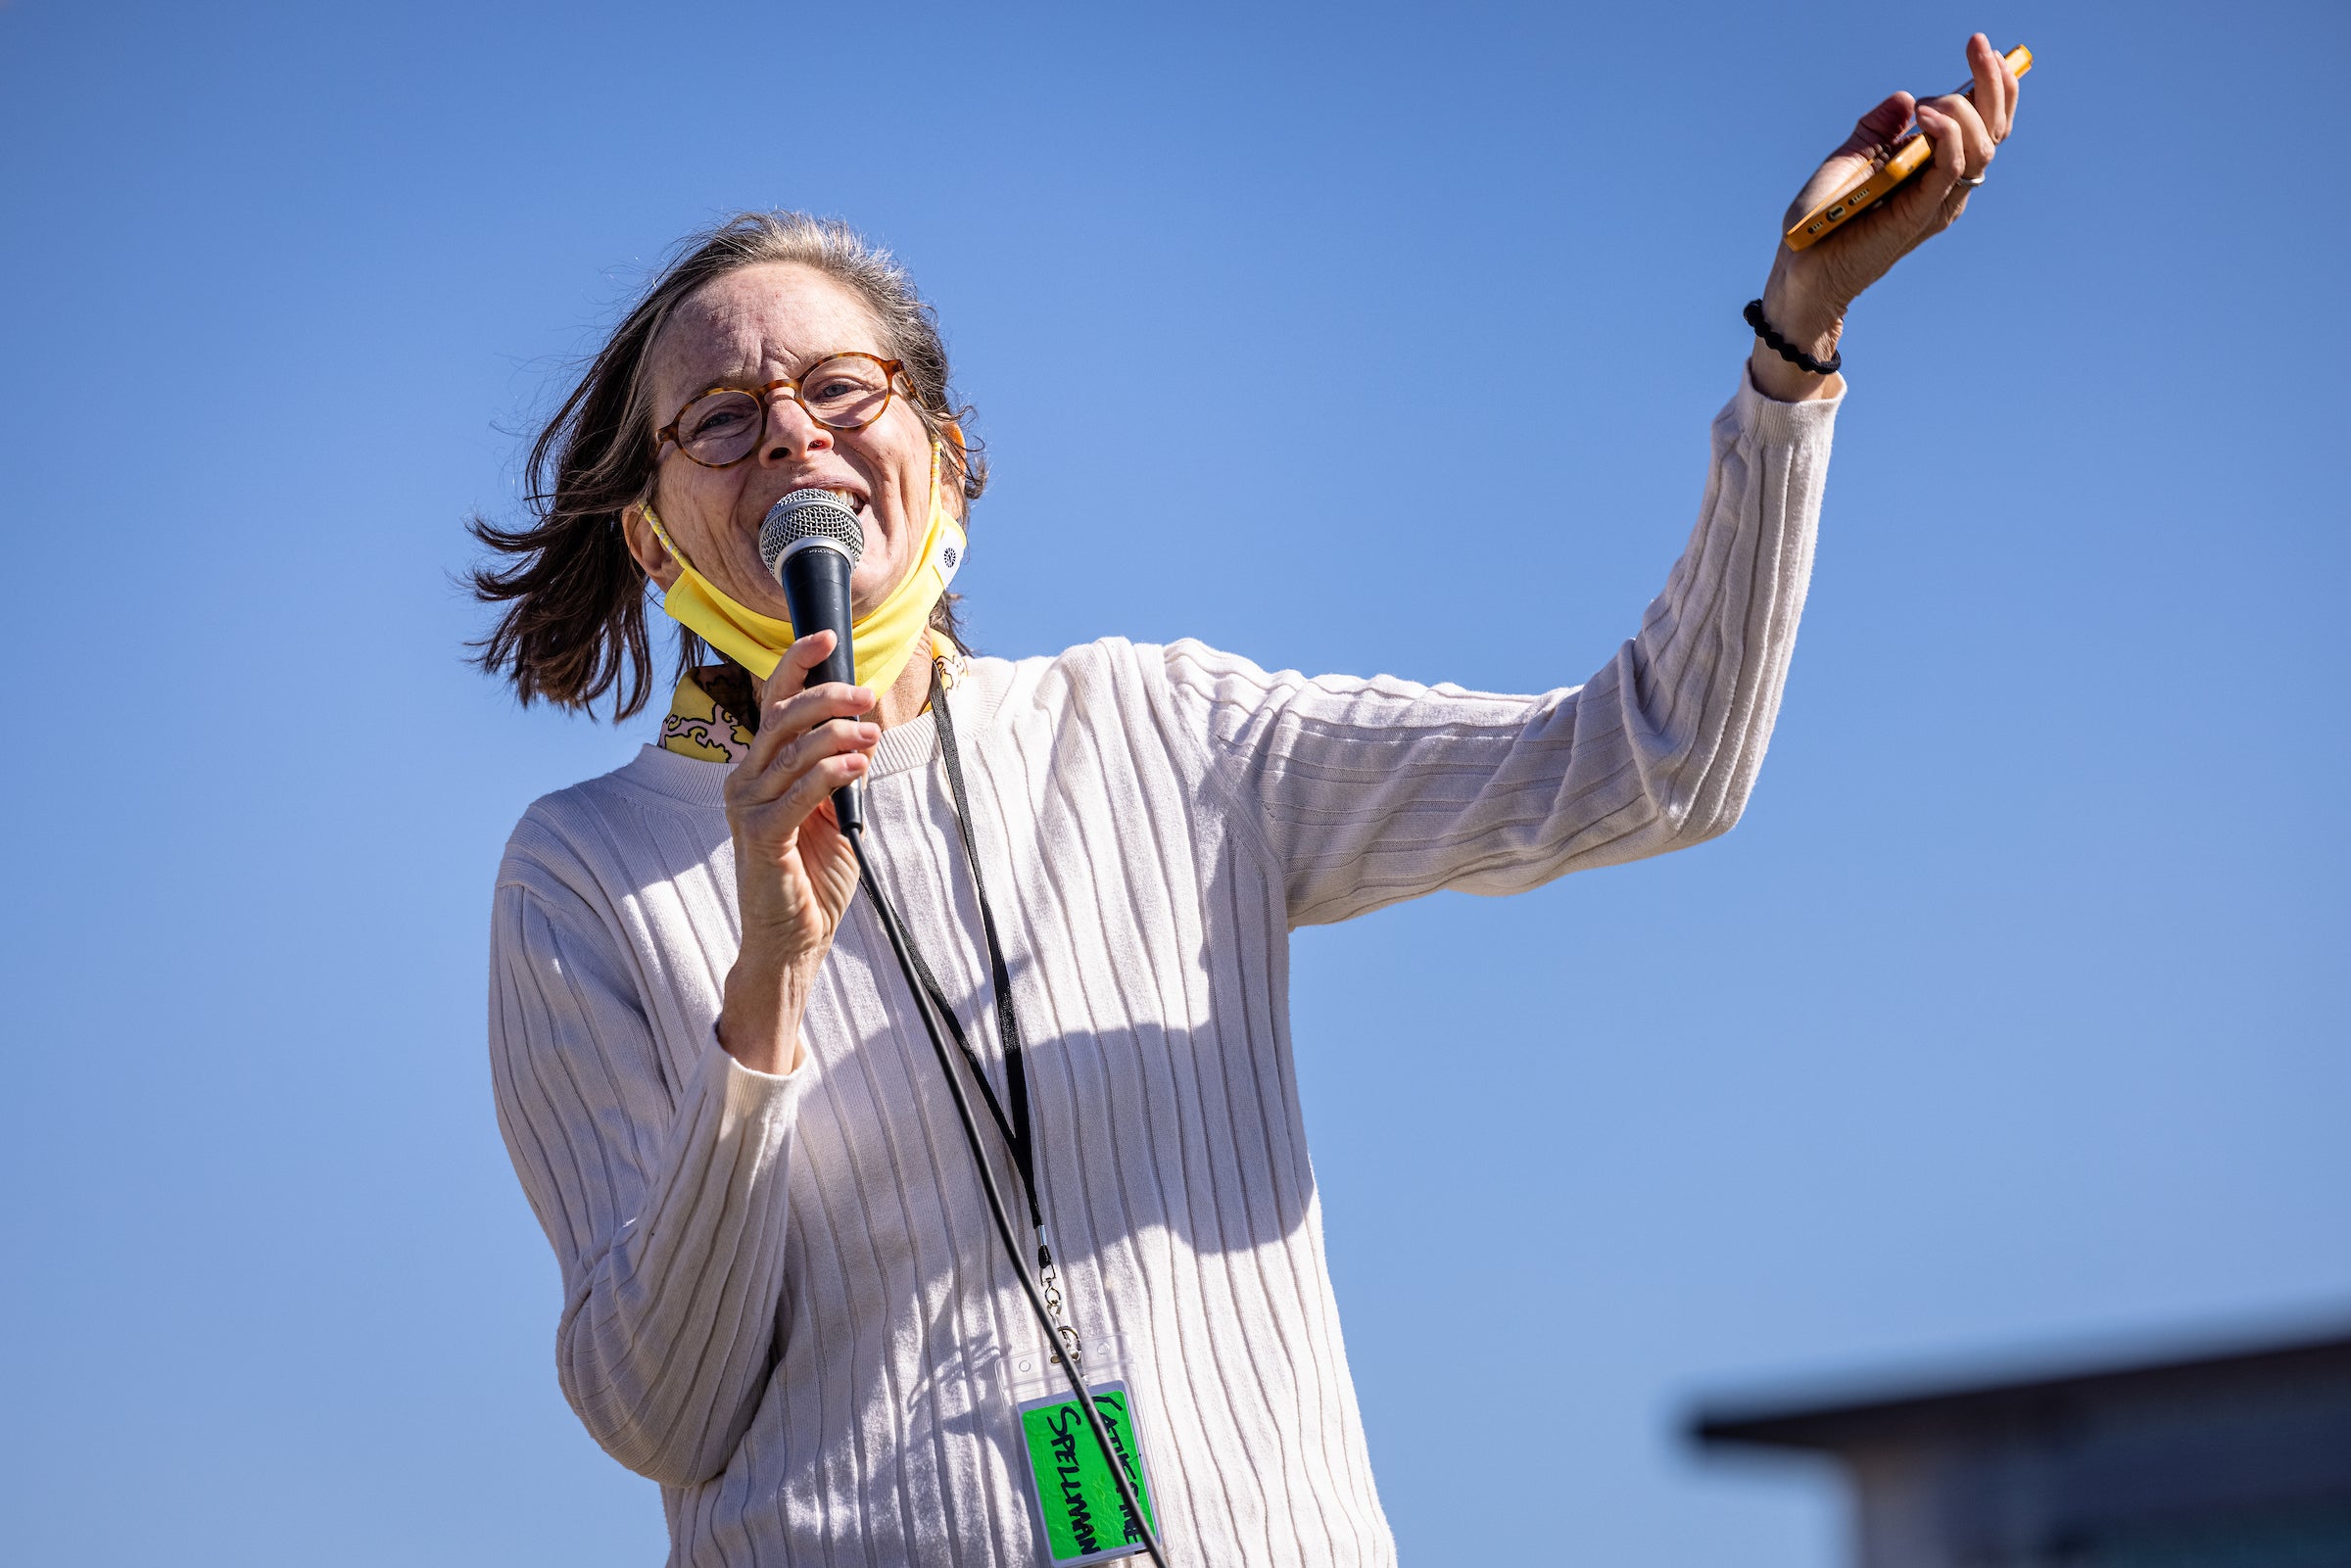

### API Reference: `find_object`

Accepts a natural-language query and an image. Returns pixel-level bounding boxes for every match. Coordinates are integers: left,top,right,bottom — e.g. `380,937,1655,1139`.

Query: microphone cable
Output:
844,821,1173,1568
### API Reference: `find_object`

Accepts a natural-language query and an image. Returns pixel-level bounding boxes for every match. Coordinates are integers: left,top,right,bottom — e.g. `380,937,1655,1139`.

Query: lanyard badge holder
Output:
843,659,1174,1568
1003,1333,1163,1565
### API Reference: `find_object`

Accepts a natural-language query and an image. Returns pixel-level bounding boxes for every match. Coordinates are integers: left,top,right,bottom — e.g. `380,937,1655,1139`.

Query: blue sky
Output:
2,1,2344,1563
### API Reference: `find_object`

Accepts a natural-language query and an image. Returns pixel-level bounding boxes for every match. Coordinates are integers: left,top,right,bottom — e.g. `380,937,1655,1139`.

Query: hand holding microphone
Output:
761,490,870,833
714,490,875,1076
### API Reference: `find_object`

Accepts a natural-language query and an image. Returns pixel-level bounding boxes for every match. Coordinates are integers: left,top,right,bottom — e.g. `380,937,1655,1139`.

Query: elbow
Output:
630,1442,734,1492
1612,632,1786,858
1643,763,1752,855
556,1320,749,1489
1640,704,1773,852
560,1364,742,1489
1666,794,1745,851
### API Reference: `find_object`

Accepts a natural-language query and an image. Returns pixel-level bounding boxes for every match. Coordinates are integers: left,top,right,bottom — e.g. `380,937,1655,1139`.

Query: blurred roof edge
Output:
1690,1314,2351,1454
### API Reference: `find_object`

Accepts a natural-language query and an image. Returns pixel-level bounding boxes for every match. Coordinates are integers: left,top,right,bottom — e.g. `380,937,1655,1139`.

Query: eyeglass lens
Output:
674,356,894,464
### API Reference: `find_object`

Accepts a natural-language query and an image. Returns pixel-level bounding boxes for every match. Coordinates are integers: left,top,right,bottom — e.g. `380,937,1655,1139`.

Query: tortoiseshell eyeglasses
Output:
655,352,906,468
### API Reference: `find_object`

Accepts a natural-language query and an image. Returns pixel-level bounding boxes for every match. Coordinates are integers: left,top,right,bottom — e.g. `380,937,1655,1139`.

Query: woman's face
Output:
631,262,938,623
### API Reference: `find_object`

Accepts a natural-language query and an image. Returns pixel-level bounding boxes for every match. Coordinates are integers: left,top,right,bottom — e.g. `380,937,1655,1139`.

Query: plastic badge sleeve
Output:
1005,1336,1164,1566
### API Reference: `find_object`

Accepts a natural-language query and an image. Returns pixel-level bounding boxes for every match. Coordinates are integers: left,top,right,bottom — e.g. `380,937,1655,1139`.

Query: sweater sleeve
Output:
1166,372,1838,927
488,865,807,1488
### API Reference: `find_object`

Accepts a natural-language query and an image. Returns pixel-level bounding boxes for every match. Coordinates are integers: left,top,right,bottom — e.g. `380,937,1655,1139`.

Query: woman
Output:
475,39,2020,1566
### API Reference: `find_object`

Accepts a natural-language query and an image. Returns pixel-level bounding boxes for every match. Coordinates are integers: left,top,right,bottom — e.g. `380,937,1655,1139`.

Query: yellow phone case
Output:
1784,45,2032,252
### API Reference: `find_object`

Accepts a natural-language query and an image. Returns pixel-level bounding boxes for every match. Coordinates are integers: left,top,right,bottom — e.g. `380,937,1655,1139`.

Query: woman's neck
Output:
744,630,940,733
871,631,941,730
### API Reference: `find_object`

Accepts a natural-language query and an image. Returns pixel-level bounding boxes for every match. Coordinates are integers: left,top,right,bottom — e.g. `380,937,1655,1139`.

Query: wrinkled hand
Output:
1751,32,2022,400
716,630,879,1074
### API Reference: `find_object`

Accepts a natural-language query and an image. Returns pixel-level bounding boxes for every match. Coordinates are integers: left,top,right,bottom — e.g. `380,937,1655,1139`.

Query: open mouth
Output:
814,486,870,516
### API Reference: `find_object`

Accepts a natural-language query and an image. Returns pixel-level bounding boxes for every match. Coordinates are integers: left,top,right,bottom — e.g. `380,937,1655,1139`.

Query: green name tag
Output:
1016,1380,1159,1565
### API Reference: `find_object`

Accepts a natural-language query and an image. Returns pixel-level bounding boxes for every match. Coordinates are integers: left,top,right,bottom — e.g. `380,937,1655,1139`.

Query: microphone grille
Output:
758,490,866,582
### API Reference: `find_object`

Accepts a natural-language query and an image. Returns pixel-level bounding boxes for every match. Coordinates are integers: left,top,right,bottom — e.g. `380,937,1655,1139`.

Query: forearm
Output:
1450,371,1838,875
491,879,806,1488
552,1042,803,1486
1605,373,1838,843
718,939,814,1075
1178,364,1840,925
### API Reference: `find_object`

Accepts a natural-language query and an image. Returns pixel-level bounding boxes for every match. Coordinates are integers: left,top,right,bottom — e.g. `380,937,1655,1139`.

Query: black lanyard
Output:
889,659,1046,1248
844,661,1163,1565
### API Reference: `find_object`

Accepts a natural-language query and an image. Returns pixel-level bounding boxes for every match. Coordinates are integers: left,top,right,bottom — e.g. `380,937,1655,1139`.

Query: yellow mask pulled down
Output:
640,447,965,699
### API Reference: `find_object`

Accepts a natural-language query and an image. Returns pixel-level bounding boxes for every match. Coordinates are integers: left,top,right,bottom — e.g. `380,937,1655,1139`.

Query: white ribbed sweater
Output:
489,375,1838,1566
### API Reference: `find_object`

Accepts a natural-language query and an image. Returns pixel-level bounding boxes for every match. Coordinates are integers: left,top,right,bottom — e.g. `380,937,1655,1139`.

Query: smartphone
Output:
1783,44,2033,252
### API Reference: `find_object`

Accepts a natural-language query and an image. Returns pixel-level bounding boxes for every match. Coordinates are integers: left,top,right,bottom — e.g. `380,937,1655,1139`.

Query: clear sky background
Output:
3,1,2344,1563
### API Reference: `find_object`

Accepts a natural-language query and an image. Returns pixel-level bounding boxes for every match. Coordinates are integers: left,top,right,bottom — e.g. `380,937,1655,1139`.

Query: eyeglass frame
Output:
653,351,909,468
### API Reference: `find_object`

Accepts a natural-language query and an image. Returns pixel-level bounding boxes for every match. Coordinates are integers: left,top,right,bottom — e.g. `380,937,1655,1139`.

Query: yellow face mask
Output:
639,443,966,699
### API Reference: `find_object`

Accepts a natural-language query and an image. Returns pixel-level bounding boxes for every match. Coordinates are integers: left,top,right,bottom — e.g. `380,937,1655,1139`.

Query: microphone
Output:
759,489,867,834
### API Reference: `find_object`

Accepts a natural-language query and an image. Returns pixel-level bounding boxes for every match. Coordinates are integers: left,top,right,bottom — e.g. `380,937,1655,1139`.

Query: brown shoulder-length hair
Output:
467,211,986,720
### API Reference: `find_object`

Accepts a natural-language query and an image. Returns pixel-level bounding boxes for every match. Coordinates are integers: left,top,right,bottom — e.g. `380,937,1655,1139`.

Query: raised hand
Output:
1751,32,2023,402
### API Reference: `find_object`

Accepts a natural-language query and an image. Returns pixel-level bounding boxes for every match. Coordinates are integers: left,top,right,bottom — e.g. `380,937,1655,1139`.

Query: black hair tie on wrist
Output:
1744,298,1842,376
